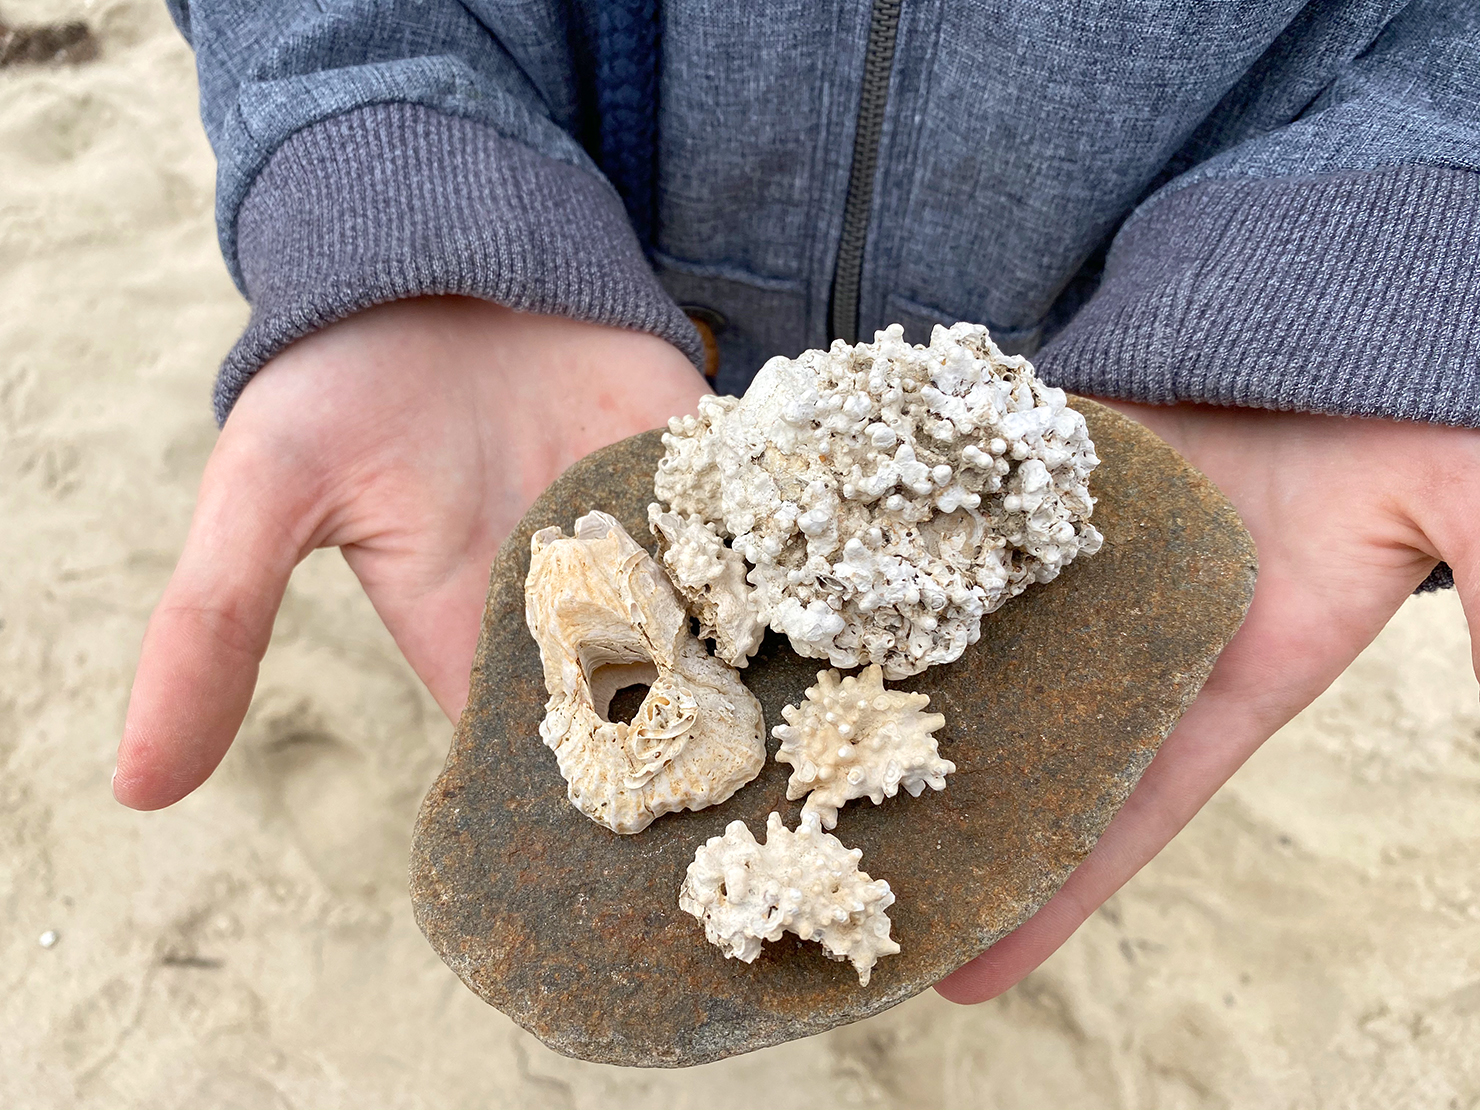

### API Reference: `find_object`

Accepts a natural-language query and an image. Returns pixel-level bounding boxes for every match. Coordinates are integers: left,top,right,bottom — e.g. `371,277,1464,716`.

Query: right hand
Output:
113,296,711,810
937,402,1479,1004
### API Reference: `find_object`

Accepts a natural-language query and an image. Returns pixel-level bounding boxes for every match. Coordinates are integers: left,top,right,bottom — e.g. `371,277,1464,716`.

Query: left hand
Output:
937,402,1480,1003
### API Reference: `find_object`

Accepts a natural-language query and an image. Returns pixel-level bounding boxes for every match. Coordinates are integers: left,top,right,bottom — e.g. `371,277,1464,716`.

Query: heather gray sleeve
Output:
172,0,700,424
1036,0,1480,427
221,103,701,424
1035,164,1480,424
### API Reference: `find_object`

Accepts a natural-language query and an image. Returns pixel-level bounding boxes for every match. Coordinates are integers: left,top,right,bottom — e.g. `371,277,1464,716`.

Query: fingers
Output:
1413,526,1480,685
1410,429,1480,684
114,435,317,810
934,670,1250,1004
935,550,1417,1004
1451,550,1480,685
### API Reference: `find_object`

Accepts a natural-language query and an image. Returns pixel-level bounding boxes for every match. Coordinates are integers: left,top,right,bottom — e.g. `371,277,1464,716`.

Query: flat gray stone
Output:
410,399,1256,1067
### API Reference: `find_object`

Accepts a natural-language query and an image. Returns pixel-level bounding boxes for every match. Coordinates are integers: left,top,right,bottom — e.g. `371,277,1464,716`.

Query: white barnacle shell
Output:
678,811,900,985
647,504,765,667
524,511,765,834
773,664,952,829
653,322,1104,678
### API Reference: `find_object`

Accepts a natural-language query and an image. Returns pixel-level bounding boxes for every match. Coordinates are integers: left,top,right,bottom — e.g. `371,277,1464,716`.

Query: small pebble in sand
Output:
38,930,59,948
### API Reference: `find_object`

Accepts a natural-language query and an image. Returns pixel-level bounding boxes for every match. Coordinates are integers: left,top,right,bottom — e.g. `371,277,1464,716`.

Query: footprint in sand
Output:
0,83,110,166
245,699,407,903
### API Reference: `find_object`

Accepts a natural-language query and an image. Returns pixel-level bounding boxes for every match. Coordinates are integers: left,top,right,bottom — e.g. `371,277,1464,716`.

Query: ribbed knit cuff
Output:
217,102,703,424
1035,164,1480,427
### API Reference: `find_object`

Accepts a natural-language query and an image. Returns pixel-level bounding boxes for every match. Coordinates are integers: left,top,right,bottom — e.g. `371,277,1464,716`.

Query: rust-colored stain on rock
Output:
410,400,1256,1067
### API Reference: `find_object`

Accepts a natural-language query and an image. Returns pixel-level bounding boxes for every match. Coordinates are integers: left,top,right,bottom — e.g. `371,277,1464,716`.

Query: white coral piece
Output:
773,664,952,829
525,511,765,834
679,811,900,985
648,505,765,667
652,321,1103,678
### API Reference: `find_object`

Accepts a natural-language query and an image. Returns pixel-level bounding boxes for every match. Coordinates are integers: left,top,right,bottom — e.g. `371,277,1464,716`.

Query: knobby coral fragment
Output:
652,322,1103,678
679,811,900,985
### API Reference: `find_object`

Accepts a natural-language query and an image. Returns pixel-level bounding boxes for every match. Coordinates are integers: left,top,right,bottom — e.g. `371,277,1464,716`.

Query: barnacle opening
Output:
588,660,660,724
606,683,654,725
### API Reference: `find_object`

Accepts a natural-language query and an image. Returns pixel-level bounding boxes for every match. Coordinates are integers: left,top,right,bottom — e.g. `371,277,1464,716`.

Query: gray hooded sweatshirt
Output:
166,0,1478,447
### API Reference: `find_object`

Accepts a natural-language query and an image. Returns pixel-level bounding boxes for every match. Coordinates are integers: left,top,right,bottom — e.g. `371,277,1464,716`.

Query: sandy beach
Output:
2,2,1477,1106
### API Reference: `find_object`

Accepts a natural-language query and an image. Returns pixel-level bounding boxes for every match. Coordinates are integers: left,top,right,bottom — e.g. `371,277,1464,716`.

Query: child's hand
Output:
112,297,710,809
938,403,1480,1003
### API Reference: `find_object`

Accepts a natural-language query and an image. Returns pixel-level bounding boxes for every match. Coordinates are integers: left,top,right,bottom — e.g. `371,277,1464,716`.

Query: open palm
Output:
112,297,710,809
938,401,1480,1001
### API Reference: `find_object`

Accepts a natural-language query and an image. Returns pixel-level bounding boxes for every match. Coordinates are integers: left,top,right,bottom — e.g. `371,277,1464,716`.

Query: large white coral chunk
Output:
679,811,900,985
525,511,765,834
773,665,952,829
653,322,1103,678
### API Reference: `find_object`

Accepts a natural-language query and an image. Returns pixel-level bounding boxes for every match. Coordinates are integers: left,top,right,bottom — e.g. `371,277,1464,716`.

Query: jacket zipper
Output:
828,0,904,345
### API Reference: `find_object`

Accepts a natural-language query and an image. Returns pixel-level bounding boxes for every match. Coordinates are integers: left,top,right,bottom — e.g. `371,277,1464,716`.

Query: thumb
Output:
113,435,318,810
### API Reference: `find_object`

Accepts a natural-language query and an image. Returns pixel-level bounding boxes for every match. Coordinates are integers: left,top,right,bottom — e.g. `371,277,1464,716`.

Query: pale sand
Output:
2,4,1477,1106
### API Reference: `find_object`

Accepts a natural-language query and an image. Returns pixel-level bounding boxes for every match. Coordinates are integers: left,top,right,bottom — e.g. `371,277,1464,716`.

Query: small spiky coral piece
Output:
679,811,900,985
773,665,953,829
